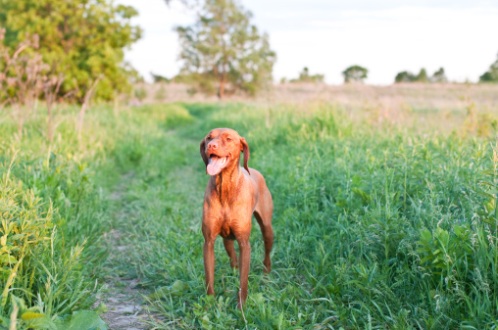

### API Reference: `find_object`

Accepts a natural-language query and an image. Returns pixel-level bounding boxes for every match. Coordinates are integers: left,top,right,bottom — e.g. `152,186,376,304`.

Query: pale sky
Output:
117,0,498,85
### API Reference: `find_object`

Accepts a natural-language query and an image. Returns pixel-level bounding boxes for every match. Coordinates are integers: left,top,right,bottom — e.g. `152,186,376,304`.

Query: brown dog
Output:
200,128,273,307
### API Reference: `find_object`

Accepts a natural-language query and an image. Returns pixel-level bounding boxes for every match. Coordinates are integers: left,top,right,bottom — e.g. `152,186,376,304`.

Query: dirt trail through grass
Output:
100,232,149,329
96,114,206,329
99,172,151,329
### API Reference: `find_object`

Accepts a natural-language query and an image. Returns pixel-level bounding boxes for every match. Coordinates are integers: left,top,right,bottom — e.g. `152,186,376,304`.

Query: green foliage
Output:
289,67,325,83
0,0,142,102
416,68,429,82
150,72,170,83
342,64,368,83
395,67,448,83
395,70,416,83
0,106,117,327
0,155,103,318
55,310,107,330
432,67,447,83
175,0,276,98
480,53,498,83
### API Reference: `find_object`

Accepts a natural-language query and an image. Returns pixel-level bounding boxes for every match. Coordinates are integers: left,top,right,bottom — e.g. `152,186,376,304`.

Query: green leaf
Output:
0,254,17,265
55,310,107,330
149,280,188,300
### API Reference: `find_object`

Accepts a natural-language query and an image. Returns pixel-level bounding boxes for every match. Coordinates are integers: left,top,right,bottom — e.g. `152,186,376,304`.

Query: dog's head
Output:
200,128,250,176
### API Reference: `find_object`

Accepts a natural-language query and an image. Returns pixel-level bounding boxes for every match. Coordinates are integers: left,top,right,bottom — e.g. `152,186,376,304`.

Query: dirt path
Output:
100,230,149,329
95,134,202,329
98,173,152,330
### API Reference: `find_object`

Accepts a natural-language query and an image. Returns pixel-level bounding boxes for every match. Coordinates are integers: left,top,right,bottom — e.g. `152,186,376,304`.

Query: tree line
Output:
167,0,498,90
1,0,498,108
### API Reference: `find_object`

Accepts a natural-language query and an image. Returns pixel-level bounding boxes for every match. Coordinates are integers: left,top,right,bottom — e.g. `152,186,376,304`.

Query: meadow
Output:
1,84,498,329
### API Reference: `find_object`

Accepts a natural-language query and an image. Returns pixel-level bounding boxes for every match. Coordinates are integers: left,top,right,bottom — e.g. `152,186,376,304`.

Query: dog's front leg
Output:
237,238,251,308
203,238,216,295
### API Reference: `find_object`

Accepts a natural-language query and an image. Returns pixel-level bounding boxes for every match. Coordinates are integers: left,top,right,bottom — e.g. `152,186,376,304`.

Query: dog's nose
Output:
208,142,218,150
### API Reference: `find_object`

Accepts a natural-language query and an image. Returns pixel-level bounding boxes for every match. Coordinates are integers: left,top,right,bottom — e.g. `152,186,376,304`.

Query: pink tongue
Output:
207,157,226,176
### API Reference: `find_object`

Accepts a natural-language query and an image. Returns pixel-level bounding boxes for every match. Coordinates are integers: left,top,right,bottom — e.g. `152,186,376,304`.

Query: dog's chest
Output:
217,207,251,240
220,220,236,240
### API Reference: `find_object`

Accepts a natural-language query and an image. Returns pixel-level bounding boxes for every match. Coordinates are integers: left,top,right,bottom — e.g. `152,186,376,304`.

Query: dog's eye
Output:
226,137,232,142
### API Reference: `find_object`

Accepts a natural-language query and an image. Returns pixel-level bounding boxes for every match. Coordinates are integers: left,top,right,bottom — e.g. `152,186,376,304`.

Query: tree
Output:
150,72,170,83
394,67,447,83
0,0,142,102
175,0,276,98
432,67,447,83
479,53,498,83
342,65,368,84
416,68,429,82
395,71,416,83
289,67,324,83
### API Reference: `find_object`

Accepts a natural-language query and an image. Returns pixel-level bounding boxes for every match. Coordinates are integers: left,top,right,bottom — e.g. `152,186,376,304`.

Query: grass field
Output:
1,84,498,329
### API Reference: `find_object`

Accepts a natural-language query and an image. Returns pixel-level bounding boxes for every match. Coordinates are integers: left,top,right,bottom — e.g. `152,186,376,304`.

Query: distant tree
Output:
342,65,368,84
395,71,416,83
479,53,498,83
151,72,170,83
431,67,447,83
299,67,310,80
395,67,446,83
0,0,142,103
416,68,429,83
175,0,276,98
480,71,497,82
289,67,325,83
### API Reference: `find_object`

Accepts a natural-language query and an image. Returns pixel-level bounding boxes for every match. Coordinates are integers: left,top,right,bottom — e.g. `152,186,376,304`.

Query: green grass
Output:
1,96,498,329
0,106,115,329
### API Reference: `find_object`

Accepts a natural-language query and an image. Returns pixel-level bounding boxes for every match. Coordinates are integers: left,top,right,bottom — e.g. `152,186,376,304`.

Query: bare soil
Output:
98,173,153,330
99,230,150,330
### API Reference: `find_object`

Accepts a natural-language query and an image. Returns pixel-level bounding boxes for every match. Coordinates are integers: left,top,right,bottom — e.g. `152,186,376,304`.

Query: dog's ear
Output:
240,137,250,174
200,139,209,171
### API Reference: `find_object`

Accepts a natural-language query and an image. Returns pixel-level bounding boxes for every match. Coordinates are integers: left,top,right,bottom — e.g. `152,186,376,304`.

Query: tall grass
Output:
0,103,198,329
0,105,119,329
1,89,498,329
95,100,498,329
